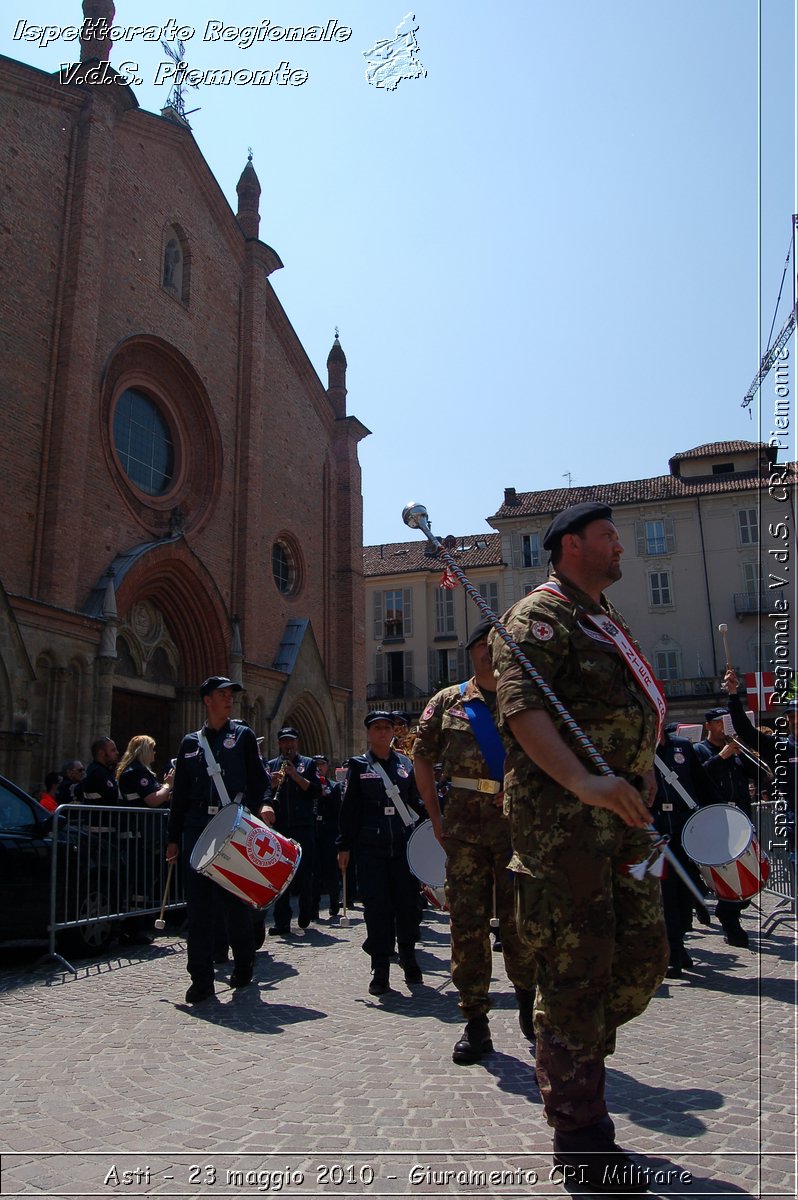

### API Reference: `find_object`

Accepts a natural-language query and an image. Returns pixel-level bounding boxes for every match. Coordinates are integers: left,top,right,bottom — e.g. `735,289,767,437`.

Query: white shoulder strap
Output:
197,728,234,808
369,757,418,828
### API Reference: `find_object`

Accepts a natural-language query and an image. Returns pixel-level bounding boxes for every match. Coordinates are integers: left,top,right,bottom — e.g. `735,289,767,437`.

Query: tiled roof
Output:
491,464,796,521
669,440,767,461
364,532,503,578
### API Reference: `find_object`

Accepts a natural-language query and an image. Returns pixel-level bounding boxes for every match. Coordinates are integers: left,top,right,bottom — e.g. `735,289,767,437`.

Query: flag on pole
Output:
439,567,458,589
743,671,777,712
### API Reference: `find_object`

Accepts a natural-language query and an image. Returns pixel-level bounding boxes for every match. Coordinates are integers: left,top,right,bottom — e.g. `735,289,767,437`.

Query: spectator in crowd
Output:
77,738,121,805
116,735,174,807
35,772,63,812
55,760,85,805
265,728,320,936
312,755,343,919
337,711,424,996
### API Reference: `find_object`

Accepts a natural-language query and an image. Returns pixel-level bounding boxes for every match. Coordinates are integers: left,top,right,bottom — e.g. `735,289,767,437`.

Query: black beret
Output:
365,710,393,728
277,726,300,739
542,502,614,551
466,618,493,650
705,707,729,722
199,675,243,698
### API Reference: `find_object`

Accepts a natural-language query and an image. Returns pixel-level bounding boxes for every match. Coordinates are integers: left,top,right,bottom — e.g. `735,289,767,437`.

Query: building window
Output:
272,541,296,595
636,518,675,556
477,581,499,613
435,588,455,635
655,650,681,680
374,588,413,640
113,388,174,496
649,571,672,606
737,508,759,545
522,534,540,568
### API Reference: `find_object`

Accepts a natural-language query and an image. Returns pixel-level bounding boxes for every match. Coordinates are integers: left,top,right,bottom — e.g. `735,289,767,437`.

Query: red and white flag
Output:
438,567,458,589
744,671,777,712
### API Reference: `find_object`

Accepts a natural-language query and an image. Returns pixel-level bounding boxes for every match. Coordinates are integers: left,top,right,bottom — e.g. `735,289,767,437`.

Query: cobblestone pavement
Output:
0,895,794,1200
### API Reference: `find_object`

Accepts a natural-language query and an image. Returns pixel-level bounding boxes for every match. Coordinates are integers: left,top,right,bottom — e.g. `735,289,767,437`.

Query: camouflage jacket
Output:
492,573,658,791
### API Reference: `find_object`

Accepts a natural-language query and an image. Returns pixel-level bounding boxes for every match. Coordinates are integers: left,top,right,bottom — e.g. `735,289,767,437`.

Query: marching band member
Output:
337,711,424,996
265,727,321,936
491,502,669,1194
413,618,536,1064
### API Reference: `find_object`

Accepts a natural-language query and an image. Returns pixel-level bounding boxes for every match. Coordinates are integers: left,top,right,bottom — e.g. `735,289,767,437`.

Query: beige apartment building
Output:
363,442,797,726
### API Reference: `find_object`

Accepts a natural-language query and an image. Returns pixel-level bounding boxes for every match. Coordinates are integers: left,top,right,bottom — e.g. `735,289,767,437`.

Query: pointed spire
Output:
80,0,116,62
327,330,348,418
236,151,261,239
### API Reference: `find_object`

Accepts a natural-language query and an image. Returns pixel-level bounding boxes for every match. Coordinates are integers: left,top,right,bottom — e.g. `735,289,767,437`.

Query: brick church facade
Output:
0,3,368,788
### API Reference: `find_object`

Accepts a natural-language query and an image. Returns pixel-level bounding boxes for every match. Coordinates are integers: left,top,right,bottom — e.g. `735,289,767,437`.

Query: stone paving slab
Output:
0,896,794,1199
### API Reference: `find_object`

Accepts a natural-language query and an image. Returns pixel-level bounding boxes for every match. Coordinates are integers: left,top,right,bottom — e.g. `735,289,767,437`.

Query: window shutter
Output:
635,521,645,556
510,532,522,568
403,588,413,637
427,649,437,690
664,517,676,554
404,650,414,685
375,653,384,688
373,592,383,640
457,646,467,679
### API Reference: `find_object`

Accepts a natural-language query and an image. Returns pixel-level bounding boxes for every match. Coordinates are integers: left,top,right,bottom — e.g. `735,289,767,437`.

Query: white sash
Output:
653,753,698,811
197,727,242,809
369,755,418,829
535,583,667,740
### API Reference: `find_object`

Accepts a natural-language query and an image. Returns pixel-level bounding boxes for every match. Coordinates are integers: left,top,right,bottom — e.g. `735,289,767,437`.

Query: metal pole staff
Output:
402,501,706,905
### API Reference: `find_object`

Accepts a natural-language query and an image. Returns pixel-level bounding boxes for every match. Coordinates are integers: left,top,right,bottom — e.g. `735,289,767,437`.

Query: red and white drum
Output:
190,805,301,909
422,885,449,913
681,804,769,902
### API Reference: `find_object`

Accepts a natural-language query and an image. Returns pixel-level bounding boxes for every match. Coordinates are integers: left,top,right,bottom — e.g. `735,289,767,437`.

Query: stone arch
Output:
280,691,333,759
114,540,229,686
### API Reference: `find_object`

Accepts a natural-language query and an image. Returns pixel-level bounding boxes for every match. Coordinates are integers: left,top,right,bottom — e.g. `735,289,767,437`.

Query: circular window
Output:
113,388,174,496
272,541,297,595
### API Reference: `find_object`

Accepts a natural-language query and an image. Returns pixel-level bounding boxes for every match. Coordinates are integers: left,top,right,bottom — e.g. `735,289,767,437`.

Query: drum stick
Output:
717,623,732,670
154,861,174,931
402,500,707,908
339,868,350,928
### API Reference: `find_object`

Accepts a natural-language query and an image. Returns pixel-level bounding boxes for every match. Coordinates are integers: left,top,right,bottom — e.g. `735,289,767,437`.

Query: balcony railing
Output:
734,591,776,616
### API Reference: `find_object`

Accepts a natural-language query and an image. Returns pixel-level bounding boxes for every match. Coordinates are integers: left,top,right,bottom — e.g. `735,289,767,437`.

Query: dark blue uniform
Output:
265,754,320,931
313,776,343,917
338,750,423,973
168,720,269,990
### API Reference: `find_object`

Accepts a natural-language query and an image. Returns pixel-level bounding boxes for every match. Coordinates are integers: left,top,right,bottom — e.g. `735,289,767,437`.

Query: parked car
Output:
0,774,137,954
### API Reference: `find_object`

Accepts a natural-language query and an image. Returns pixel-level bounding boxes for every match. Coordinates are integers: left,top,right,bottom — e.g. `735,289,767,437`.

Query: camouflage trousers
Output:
514,821,668,1132
443,803,537,1019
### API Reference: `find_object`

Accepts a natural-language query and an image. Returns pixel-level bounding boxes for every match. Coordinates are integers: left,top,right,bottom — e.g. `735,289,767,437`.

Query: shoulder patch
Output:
532,621,554,641
421,702,435,721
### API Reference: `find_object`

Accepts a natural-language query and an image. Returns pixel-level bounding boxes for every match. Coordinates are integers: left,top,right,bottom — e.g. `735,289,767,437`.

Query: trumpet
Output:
726,734,775,781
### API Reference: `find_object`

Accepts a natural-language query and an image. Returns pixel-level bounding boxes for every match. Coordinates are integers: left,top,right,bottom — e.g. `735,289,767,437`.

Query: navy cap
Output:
542,502,614,552
277,726,300,740
199,676,243,698
466,618,493,650
784,698,798,712
312,754,329,763
365,710,393,728
705,707,729,722
390,710,409,725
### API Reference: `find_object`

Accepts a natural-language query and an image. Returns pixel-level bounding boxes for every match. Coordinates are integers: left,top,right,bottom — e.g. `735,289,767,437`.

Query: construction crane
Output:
741,214,797,409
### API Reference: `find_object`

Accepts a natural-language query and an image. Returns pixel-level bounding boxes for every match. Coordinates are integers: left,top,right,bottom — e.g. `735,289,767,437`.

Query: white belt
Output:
450,776,501,795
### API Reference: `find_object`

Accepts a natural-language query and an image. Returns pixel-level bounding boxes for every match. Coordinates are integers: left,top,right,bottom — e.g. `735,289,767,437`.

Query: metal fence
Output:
752,801,796,934
46,804,186,972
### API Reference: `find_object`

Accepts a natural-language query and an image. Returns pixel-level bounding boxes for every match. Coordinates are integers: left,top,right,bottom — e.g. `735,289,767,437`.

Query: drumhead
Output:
406,820,447,888
681,804,753,866
190,804,240,872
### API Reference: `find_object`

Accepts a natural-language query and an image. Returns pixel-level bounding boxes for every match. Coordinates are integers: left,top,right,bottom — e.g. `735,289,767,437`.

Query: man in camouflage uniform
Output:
414,619,537,1064
492,502,669,1194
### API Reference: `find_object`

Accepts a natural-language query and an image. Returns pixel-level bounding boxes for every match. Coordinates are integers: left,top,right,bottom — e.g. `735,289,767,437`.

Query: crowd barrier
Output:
46,804,186,972
752,801,796,935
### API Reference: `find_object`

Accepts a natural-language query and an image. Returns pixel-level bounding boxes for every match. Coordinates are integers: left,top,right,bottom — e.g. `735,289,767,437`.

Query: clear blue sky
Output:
2,1,795,545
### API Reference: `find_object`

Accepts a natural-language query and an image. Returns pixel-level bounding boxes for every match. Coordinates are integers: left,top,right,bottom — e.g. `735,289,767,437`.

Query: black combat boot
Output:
553,1120,649,1194
514,986,535,1042
452,1014,493,1064
368,959,390,996
398,944,423,984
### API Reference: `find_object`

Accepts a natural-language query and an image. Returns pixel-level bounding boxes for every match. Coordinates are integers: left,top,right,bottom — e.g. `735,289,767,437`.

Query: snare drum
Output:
421,884,449,913
681,804,769,902
190,805,302,909
406,819,447,889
